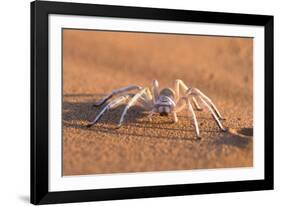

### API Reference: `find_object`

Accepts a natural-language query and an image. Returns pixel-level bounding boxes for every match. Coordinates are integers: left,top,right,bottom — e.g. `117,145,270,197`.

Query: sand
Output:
63,29,253,176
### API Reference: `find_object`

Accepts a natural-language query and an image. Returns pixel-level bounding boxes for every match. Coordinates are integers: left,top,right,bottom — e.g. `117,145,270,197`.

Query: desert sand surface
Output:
63,29,253,176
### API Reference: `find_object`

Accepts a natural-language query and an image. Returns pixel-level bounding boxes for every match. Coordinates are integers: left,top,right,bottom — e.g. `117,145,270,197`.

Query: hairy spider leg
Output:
87,94,131,127
93,85,142,107
197,95,226,131
192,88,225,120
174,79,187,101
117,88,151,128
192,96,203,111
137,95,153,109
174,97,186,113
141,87,154,108
152,79,159,103
174,79,202,111
172,112,178,123
187,98,200,137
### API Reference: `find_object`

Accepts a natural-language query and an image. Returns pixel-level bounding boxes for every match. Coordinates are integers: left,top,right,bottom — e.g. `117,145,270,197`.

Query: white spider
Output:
87,79,226,138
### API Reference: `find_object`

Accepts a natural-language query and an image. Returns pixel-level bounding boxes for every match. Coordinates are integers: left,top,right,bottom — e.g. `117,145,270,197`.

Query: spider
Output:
87,79,226,138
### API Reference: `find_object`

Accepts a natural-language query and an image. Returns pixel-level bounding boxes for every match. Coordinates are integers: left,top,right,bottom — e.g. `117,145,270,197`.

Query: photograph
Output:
30,1,273,204
62,29,254,176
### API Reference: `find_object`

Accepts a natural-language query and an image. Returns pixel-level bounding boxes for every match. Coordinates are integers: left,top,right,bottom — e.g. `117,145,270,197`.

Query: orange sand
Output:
63,30,253,176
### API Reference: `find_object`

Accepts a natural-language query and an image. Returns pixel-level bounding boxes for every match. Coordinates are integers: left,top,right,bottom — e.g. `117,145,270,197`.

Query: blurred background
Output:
63,29,253,99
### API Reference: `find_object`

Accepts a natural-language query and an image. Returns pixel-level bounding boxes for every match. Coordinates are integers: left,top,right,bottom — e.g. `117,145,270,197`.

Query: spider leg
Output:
191,88,225,120
128,88,153,111
93,85,142,107
87,94,131,127
197,95,226,131
174,97,186,113
174,80,202,111
172,112,178,123
174,79,189,102
192,96,203,111
186,98,200,137
141,88,154,109
117,88,149,128
137,96,151,109
152,80,159,102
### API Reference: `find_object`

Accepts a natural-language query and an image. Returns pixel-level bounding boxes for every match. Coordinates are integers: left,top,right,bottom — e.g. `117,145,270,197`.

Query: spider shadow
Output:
213,127,253,148
64,122,200,141
63,94,148,125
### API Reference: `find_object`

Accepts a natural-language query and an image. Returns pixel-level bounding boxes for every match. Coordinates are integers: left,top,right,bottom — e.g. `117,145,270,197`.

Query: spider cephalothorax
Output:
156,88,175,116
87,79,226,138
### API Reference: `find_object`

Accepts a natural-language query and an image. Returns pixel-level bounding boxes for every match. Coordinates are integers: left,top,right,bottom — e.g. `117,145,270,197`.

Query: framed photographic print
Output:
31,0,274,204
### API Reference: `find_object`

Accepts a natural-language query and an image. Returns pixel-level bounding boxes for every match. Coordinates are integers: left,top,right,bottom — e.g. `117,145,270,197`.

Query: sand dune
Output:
63,29,253,176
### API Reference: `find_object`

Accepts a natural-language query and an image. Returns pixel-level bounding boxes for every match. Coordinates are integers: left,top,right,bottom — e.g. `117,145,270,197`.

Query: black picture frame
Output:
31,0,274,204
